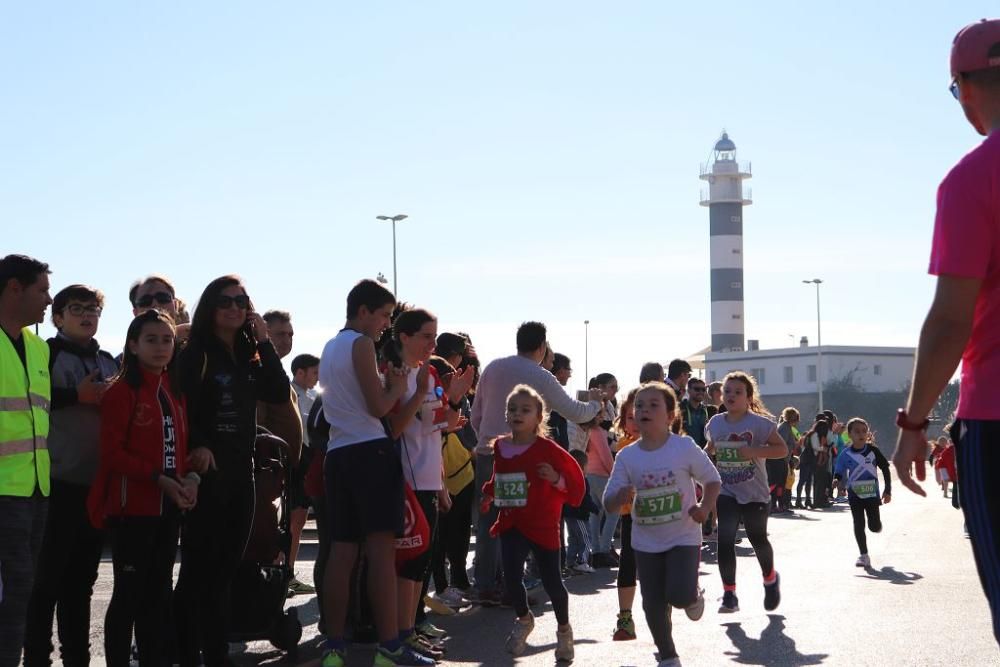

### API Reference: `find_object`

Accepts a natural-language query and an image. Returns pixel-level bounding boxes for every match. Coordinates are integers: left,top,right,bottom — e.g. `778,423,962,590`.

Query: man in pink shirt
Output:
894,18,1000,645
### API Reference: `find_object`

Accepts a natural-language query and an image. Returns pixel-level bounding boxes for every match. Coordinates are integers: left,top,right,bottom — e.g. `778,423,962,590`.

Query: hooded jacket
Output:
88,369,188,526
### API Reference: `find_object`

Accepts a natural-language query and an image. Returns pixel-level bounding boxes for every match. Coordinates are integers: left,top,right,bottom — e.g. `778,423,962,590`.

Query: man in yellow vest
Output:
0,254,53,667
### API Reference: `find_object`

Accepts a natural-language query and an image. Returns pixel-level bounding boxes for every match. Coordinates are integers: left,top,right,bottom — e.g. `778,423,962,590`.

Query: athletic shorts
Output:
325,438,404,543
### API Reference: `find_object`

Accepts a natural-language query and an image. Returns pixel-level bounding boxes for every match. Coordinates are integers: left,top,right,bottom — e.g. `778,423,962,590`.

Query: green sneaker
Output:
321,647,346,667
415,620,449,639
613,612,636,641
373,645,437,666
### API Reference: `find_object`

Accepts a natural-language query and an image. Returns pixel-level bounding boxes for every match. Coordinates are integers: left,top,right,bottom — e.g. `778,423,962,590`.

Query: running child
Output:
610,388,641,641
604,382,721,667
482,385,585,662
87,310,198,666
705,372,788,614
832,417,892,568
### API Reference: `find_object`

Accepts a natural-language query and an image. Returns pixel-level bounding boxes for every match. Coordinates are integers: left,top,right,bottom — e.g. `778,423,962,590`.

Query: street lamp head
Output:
584,320,590,325
376,215,391,221
376,214,408,222
802,278,823,285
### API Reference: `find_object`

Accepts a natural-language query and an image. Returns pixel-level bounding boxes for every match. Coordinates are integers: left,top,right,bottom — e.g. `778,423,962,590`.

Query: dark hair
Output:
707,381,723,395
113,310,177,389
593,372,616,387
687,377,706,390
427,355,456,378
190,275,257,359
128,275,176,307
667,359,692,380
263,310,291,325
346,279,395,319
639,361,665,384
0,254,50,296
52,284,104,326
515,321,547,354
291,353,320,374
961,66,1000,92
379,306,436,367
569,449,588,468
435,332,467,359
552,353,571,373
822,410,838,424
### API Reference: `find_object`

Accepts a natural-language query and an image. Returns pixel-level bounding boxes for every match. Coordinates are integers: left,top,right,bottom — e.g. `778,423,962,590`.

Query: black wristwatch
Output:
448,400,463,412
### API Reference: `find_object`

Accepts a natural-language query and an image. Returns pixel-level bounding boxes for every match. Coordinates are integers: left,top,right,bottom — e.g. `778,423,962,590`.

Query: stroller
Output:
228,427,303,657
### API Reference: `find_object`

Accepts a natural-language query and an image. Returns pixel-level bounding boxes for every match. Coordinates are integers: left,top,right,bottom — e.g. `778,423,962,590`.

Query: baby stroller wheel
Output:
268,607,302,652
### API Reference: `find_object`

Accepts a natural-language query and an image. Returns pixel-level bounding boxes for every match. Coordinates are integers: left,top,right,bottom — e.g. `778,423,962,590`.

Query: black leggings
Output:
717,495,774,587
634,546,700,660
616,515,636,588
432,482,474,593
849,496,882,555
105,515,180,667
500,529,569,625
311,494,331,632
796,464,814,504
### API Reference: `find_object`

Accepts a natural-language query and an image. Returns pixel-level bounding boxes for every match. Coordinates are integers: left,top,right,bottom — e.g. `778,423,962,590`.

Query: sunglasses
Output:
65,304,103,316
689,386,706,392
216,294,250,310
135,291,174,308
949,77,960,100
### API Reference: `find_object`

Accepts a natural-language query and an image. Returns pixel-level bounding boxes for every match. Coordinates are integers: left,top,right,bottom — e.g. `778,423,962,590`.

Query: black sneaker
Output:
764,573,781,611
719,590,739,613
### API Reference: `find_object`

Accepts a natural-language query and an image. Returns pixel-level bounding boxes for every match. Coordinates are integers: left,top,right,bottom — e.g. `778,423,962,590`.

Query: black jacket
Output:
178,333,289,477
563,477,600,519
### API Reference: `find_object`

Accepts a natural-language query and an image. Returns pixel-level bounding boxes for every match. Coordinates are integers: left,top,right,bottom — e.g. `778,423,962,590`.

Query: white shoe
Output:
555,624,574,662
572,562,596,574
684,588,705,621
856,554,871,568
505,613,535,656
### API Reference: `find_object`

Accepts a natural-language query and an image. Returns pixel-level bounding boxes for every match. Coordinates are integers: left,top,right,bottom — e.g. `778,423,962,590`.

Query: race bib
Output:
634,485,683,525
851,480,877,499
716,444,753,469
494,472,529,507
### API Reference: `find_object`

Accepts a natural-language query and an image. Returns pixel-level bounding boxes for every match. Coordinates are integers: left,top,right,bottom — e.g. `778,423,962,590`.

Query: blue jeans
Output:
565,517,592,565
586,474,620,553
473,452,500,594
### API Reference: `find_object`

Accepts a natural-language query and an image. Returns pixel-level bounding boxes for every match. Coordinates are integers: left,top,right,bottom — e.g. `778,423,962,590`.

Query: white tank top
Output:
320,329,387,451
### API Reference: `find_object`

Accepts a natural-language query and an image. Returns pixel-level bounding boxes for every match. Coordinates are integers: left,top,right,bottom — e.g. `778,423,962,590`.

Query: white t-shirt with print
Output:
397,366,447,491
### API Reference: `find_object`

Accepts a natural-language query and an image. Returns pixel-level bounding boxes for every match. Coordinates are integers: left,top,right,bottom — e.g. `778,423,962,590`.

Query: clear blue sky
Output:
2,2,992,389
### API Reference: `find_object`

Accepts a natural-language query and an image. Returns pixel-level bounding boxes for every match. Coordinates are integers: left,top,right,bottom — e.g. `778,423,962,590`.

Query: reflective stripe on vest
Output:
0,328,51,497
0,394,49,413
0,436,48,456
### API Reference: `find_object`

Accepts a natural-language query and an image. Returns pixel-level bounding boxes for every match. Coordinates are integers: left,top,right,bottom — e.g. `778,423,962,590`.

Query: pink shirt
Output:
929,131,1000,420
585,428,614,477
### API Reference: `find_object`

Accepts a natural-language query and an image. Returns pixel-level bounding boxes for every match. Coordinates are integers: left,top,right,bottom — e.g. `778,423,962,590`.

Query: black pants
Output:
500,529,569,625
616,515,636,588
717,495,774,587
796,464,814,505
174,472,255,667
767,460,788,510
311,494,331,633
814,466,832,506
0,493,47,667
23,480,104,667
105,515,180,667
634,546,700,660
432,482,474,593
953,419,1000,646
849,496,882,555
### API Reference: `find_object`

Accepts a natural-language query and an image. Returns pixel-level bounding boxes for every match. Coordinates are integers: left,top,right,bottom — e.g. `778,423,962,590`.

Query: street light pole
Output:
375,214,409,296
584,320,590,387
803,279,824,412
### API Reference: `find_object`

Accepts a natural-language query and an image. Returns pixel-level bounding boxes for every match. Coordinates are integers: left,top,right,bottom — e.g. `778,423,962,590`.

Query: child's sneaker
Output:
321,647,346,667
856,554,871,568
373,644,436,666
763,572,781,611
684,588,705,621
572,562,596,574
505,614,535,656
415,621,448,640
404,633,444,660
613,611,637,640
555,624,575,662
719,590,739,613
657,658,682,667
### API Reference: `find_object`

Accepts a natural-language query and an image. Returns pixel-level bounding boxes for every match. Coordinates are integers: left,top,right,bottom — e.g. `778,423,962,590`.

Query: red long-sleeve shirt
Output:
483,436,585,549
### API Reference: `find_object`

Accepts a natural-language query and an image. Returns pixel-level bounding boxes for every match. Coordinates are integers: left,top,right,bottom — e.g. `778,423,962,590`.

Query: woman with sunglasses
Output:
129,275,191,346
172,275,290,667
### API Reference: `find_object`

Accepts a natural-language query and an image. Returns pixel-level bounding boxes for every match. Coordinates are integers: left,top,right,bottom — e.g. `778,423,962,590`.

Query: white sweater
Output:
471,354,602,454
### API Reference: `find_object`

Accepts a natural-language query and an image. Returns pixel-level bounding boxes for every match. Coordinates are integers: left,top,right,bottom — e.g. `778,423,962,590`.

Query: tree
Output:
931,380,960,432
822,370,908,456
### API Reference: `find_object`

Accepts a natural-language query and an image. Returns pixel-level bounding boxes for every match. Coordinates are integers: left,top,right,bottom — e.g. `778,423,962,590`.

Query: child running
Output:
604,382,721,667
705,372,788,614
832,417,892,568
482,385,585,662
610,387,641,641
87,310,198,666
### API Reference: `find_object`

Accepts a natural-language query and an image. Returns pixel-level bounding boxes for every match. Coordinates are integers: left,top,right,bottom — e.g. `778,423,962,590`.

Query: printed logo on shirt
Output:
717,432,755,486
133,402,155,427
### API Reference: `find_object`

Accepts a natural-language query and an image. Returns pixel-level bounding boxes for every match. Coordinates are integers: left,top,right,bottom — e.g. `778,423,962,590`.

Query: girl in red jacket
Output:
88,310,199,666
482,384,585,662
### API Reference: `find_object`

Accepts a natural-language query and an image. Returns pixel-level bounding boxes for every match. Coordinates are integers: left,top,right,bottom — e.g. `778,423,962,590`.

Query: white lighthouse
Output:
700,131,752,353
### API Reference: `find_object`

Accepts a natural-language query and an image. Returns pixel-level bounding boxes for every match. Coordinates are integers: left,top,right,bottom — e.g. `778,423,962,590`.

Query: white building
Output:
702,341,914,409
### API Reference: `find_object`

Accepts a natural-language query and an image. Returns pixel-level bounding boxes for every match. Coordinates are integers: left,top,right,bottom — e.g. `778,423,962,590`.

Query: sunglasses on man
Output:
135,291,174,308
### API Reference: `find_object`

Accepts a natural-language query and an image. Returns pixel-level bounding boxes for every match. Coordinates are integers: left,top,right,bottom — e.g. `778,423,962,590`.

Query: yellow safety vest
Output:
0,327,51,497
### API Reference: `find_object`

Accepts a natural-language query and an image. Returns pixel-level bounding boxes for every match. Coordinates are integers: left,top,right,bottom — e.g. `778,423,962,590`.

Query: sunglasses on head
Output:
135,291,174,308
216,294,250,310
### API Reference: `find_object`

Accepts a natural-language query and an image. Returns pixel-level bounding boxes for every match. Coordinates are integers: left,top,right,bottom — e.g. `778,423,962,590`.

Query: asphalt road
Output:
76,476,996,666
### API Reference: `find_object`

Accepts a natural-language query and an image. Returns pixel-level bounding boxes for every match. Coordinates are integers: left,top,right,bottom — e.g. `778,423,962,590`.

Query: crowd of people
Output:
0,255,946,667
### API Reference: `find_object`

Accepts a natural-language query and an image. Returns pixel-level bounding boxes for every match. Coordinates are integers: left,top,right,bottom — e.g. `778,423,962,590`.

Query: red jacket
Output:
88,369,189,527
483,436,585,550
934,444,957,481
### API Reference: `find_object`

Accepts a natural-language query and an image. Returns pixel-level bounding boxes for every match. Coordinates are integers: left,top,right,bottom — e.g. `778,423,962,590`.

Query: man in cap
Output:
894,18,1000,645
